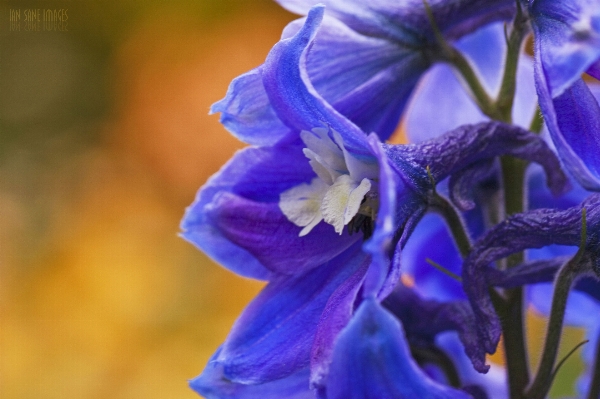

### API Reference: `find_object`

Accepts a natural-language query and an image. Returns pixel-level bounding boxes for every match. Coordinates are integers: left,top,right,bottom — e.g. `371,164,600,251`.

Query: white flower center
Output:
279,127,379,236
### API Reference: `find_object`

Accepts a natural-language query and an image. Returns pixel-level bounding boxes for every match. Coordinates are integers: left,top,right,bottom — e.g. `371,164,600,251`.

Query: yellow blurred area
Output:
0,2,294,398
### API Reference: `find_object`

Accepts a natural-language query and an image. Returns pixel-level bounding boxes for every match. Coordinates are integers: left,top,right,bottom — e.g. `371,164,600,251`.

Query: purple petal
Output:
362,134,402,298
449,159,498,211
309,254,370,388
210,68,292,146
588,60,600,80
325,298,473,399
282,16,430,140
436,332,508,399
529,0,600,97
190,348,314,399
276,0,515,43
181,146,314,280
384,285,489,373
487,257,568,288
207,192,360,275
262,6,372,160
387,122,569,196
535,73,600,190
463,193,600,361
218,242,370,384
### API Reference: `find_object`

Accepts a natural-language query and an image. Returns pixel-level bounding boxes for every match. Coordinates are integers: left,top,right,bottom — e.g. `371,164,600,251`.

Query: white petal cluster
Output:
279,127,379,236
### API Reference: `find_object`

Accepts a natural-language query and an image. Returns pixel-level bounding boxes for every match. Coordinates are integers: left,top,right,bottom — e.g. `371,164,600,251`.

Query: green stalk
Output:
429,193,472,258
494,1,529,123
525,210,588,399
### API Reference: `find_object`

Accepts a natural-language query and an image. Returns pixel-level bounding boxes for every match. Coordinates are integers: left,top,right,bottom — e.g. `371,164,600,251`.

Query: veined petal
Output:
387,122,569,197
210,192,359,274
282,15,429,140
190,348,314,399
462,194,600,365
535,71,600,190
181,145,314,280
276,0,515,44
529,0,600,98
325,298,472,399
210,67,292,146
218,242,369,384
262,6,373,160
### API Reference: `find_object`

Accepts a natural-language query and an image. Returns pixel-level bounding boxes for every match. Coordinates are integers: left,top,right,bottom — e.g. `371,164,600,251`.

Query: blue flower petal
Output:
207,192,360,275
217,242,370,384
463,193,600,364
282,16,429,140
190,347,314,399
210,67,292,146
276,0,515,43
536,75,600,191
325,298,472,399
262,6,373,159
181,146,316,279
529,0,600,98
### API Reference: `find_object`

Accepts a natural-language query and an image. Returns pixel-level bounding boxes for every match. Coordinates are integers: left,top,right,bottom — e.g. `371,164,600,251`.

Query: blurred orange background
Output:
0,1,294,398
0,1,586,398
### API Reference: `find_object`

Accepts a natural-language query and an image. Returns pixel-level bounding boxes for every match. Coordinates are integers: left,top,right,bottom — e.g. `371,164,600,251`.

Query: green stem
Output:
528,105,544,134
429,193,472,258
525,210,588,399
498,156,529,399
446,47,500,120
494,2,528,123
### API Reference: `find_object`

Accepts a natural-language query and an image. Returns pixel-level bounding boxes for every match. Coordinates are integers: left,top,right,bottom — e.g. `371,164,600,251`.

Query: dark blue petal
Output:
384,285,488,373
535,74,600,191
218,242,370,384
529,0,600,97
362,134,403,298
282,16,430,140
325,298,473,399
386,122,569,197
276,0,515,44
262,6,373,160
181,146,315,279
463,193,600,363
207,192,360,275
531,0,600,191
190,347,315,399
309,252,370,388
210,68,292,146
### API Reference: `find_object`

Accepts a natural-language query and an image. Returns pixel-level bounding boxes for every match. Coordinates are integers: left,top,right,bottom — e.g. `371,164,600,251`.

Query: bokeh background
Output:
0,1,585,398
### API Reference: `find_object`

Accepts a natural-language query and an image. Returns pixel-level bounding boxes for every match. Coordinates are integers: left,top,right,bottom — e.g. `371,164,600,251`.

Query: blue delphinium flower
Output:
183,0,600,397
212,0,517,146
527,0,600,191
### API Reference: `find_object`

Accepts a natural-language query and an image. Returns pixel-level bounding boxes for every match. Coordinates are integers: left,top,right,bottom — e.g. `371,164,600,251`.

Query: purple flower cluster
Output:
181,1,600,398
